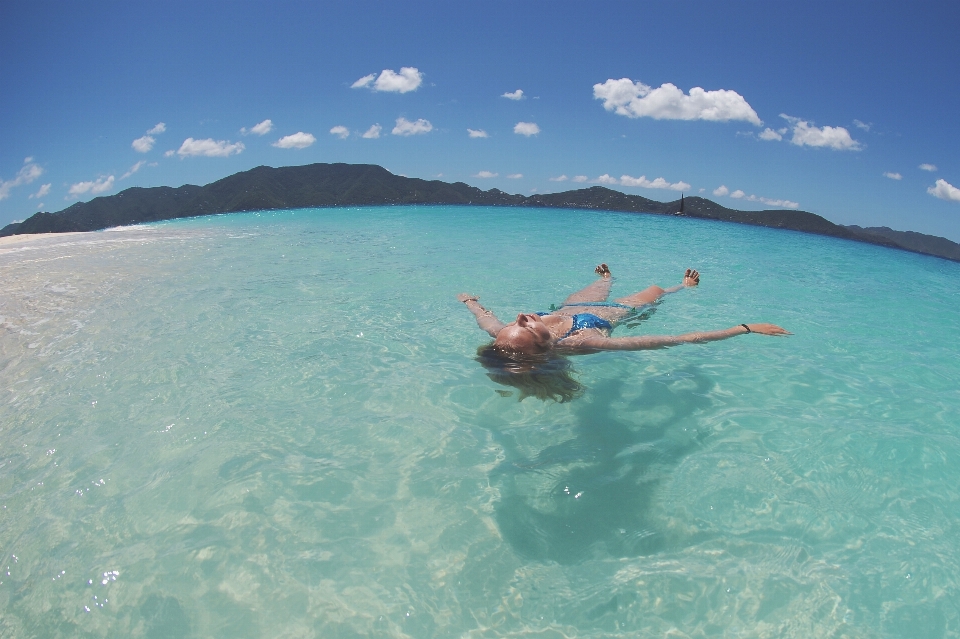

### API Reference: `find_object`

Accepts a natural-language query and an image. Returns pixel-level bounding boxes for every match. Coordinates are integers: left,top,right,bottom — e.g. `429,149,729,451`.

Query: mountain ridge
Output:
3,162,957,262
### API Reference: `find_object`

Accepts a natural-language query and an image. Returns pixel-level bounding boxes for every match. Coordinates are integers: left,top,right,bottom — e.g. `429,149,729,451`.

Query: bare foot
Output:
595,263,611,278
683,268,700,287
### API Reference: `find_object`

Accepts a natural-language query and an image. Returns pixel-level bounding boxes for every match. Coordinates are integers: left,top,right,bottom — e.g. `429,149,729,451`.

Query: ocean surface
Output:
1,206,958,638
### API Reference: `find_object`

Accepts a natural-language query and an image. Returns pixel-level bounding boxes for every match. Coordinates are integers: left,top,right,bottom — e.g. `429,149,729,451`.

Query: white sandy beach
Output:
0,231,87,246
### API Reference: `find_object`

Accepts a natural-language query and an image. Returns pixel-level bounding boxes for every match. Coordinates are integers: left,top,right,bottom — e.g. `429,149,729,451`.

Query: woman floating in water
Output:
458,265,789,401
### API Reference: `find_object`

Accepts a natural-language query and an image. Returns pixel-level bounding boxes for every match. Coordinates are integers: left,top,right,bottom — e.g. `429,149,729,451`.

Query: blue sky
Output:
2,0,960,241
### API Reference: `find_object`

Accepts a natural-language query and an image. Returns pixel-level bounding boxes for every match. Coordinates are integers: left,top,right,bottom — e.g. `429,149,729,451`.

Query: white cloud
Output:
29,183,51,199
467,128,488,138
572,175,588,183
24,156,33,163
502,89,524,100
596,174,619,184
474,171,498,178
132,122,167,151
164,150,175,157
514,122,540,136
919,163,937,172
351,73,376,89
0,162,44,200
68,175,114,197
853,119,871,131
620,174,691,191
362,124,382,139
392,117,432,136
176,138,245,158
241,119,274,136
758,128,782,141
507,173,523,179
550,175,568,182
121,161,146,179
273,132,316,149
780,114,861,150
593,78,761,125
716,185,798,208
132,135,155,153
883,172,902,180
330,126,350,139
928,179,960,202
354,67,423,93
743,194,800,208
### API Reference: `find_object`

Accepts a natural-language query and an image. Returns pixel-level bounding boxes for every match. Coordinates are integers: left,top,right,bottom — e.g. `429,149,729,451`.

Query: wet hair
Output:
476,344,583,403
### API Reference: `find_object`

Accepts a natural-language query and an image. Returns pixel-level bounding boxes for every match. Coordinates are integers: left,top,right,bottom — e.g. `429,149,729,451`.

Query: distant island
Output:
3,163,958,262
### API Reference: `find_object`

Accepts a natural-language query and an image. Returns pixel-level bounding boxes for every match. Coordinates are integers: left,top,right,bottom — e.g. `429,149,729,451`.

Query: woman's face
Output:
493,313,553,354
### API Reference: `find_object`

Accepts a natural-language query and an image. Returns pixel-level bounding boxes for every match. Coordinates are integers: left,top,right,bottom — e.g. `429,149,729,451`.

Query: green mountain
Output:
3,163,957,262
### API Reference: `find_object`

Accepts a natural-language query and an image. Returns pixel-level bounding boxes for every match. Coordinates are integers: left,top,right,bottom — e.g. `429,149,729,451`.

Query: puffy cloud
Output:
353,67,423,93
514,122,540,136
132,122,167,152
550,175,568,182
132,135,155,153
780,114,860,150
392,117,432,136
883,172,902,180
596,174,619,184
164,150,175,157
593,78,761,125
467,128,488,138
502,89,524,100
507,173,523,179
121,161,146,179
758,128,782,141
919,163,937,172
273,132,316,149
362,124,382,139
853,119,871,131
330,126,350,139
716,184,798,208
572,175,588,183
0,161,44,200
68,175,114,197
30,183,51,199
176,138,245,158
351,73,376,89
474,171,498,178
743,194,800,208
620,174,690,191
241,119,274,136
928,179,960,202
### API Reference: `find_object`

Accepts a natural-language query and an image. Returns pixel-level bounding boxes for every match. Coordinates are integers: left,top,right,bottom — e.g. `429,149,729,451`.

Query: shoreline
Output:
0,231,88,246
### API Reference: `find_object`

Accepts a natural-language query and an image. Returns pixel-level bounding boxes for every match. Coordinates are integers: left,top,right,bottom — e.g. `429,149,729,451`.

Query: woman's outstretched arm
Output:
457,293,507,337
568,323,790,352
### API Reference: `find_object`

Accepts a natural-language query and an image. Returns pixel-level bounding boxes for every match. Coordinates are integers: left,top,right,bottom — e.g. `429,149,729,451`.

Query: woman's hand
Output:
744,323,791,335
457,293,479,303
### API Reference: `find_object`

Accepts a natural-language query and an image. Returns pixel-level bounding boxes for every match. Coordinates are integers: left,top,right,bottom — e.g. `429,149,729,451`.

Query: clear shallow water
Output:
1,206,958,638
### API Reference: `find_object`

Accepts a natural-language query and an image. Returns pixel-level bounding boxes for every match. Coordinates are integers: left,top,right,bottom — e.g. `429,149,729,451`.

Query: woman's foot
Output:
683,269,700,287
595,263,612,278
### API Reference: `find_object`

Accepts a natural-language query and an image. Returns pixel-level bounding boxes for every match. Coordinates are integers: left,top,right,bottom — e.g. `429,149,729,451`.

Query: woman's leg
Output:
561,264,614,305
615,269,699,307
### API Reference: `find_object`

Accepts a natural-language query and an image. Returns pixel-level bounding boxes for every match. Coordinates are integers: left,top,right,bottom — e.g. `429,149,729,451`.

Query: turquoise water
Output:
1,206,958,638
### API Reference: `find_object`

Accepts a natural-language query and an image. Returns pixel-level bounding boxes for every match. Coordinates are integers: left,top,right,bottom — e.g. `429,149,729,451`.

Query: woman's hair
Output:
476,344,583,403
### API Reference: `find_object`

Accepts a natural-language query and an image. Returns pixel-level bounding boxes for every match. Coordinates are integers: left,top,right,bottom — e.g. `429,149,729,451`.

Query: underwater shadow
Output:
489,365,713,565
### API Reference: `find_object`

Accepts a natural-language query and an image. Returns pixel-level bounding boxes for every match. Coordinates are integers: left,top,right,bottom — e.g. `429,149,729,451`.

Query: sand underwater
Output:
1,205,959,638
